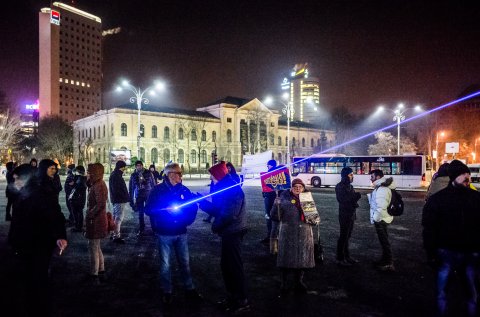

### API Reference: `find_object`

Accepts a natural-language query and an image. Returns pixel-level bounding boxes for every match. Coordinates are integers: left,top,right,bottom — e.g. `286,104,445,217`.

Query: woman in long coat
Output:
85,163,108,279
270,178,315,295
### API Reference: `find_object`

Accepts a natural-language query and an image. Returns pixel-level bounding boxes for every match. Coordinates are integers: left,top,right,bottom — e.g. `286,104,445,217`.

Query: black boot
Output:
314,244,324,264
294,270,308,294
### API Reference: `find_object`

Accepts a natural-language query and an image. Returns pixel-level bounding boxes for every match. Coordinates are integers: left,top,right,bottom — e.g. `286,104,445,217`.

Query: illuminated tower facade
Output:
39,2,102,122
281,63,320,122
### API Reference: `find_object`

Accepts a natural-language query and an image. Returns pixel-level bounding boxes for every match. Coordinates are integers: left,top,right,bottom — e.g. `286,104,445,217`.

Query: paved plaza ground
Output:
0,177,454,316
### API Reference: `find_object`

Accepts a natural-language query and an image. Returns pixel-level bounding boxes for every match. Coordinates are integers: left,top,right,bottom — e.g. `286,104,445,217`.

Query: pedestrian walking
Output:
335,167,362,266
144,162,201,304
270,178,315,296
5,161,15,221
85,163,108,281
69,166,87,232
129,160,155,236
369,169,396,271
64,163,76,226
8,163,67,316
200,161,250,313
422,160,480,317
149,164,162,184
109,160,130,243
261,159,278,245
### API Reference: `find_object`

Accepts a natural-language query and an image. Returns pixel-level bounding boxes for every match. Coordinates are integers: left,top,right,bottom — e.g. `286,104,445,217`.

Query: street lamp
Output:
264,93,293,166
377,103,422,155
116,80,166,160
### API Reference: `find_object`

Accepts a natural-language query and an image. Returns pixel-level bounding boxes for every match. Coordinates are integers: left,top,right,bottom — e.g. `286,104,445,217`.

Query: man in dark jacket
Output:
109,160,130,243
69,166,87,232
8,163,67,316
129,160,155,235
5,161,15,221
65,163,76,226
144,162,201,304
200,161,249,314
422,160,480,316
335,167,362,266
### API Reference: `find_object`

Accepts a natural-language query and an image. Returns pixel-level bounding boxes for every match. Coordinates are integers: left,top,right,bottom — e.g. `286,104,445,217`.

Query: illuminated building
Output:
39,2,102,122
72,97,335,171
20,101,40,137
281,63,320,122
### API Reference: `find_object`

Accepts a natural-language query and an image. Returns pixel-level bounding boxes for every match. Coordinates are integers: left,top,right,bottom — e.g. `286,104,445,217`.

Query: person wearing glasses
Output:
145,162,201,305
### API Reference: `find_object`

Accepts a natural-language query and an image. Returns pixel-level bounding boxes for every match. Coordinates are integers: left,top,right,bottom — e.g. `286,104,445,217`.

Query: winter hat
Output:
267,160,277,168
13,164,34,180
291,178,306,188
135,160,143,166
67,163,76,170
115,160,127,169
74,165,85,175
341,167,353,178
448,160,470,180
209,161,228,181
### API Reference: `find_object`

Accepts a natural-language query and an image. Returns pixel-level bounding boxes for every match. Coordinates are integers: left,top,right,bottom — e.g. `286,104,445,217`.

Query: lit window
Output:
81,82,85,86
65,79,69,83
87,83,90,87
59,78,63,82
76,81,80,85
70,80,74,85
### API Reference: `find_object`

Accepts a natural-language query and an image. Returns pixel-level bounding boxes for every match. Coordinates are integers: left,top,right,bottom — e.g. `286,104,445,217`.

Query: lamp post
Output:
377,103,422,155
264,93,293,166
116,80,165,160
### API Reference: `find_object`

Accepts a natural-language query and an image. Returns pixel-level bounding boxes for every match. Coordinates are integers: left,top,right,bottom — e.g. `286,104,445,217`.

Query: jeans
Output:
221,231,248,302
264,194,276,238
337,212,355,260
157,234,194,294
374,221,392,264
112,203,126,238
136,195,148,232
436,249,479,317
88,239,104,275
71,204,84,231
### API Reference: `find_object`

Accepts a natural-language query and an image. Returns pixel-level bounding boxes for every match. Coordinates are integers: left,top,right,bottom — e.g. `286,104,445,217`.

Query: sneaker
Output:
336,259,353,267
377,263,395,272
113,237,125,244
346,257,359,264
162,293,173,305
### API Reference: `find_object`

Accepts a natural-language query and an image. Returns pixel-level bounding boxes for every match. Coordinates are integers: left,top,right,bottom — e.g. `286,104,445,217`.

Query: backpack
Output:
386,188,404,216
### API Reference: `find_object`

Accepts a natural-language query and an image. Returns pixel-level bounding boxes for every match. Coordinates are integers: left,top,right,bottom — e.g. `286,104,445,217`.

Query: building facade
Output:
281,63,320,123
72,97,335,172
39,2,102,122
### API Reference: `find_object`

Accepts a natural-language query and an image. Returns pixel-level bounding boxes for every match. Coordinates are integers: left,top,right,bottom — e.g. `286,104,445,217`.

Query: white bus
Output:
291,154,429,189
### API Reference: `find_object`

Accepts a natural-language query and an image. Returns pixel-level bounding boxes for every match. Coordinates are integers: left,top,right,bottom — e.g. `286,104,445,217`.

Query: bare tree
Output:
242,109,269,154
37,116,73,164
0,110,22,159
368,132,417,155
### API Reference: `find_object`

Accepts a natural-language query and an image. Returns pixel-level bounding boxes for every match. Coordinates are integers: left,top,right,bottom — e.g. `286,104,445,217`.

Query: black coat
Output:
129,169,155,201
64,170,75,195
144,179,198,235
200,174,247,236
8,179,67,254
109,168,130,204
422,183,480,256
335,178,361,215
70,175,87,208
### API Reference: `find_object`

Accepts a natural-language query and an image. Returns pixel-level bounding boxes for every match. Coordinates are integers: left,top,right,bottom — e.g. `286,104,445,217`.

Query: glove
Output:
270,238,278,255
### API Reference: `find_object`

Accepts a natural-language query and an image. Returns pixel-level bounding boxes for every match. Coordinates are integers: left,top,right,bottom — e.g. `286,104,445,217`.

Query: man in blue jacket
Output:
145,162,201,305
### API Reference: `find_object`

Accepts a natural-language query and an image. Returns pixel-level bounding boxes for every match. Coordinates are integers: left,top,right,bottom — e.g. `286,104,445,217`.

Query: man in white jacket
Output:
369,169,395,271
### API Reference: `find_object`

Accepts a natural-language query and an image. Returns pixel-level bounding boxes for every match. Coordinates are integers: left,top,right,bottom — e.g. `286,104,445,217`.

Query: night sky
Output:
2,0,480,115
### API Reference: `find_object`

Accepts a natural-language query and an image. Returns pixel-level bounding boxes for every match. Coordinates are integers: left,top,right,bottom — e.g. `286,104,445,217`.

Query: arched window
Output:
140,124,145,138
103,148,106,162
97,147,100,162
270,134,274,145
317,139,321,147
212,131,216,142
311,138,314,147
292,137,296,146
302,138,305,147
98,127,100,139
78,131,80,142
227,129,232,142
152,125,158,138
285,136,288,146
151,148,158,164
111,123,114,136
201,150,207,163
191,129,197,141
93,128,96,139
163,149,170,164
285,153,288,164
191,149,197,163
121,123,127,136
163,126,169,141
278,136,282,146
89,128,92,138
139,147,145,161
178,149,184,163
201,130,207,141
211,150,216,165
103,125,105,138
277,153,282,164
226,150,232,162
178,128,184,140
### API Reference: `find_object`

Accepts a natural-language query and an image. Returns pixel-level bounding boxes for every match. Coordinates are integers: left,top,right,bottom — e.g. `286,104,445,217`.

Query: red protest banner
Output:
260,166,291,192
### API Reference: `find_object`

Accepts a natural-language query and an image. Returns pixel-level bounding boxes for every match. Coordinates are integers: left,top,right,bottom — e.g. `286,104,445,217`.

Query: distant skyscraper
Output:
281,63,320,122
39,2,102,122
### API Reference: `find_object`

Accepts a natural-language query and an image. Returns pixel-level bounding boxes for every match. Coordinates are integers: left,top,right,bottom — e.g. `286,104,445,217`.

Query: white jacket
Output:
369,176,395,224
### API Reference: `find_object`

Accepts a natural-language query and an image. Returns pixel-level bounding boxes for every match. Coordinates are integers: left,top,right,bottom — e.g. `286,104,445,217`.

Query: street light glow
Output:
263,96,273,105
115,86,123,92
282,92,289,100
122,80,129,87
155,81,166,91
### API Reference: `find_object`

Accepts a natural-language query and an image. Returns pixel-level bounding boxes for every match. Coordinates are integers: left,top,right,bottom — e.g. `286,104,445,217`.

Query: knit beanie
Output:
209,161,228,181
67,163,76,170
115,160,127,169
448,160,470,180
74,165,86,175
341,167,353,178
291,178,306,188
267,160,277,168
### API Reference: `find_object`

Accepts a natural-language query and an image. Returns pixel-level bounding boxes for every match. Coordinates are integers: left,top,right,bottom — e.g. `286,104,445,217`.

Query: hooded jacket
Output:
369,176,395,224
335,175,361,215
85,163,108,239
109,167,130,204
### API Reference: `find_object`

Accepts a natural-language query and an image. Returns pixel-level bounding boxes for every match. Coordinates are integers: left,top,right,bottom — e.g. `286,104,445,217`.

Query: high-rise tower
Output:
281,63,320,122
39,2,102,122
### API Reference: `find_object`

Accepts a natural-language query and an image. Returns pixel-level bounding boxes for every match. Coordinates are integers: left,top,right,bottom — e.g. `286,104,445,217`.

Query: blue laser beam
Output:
173,90,480,210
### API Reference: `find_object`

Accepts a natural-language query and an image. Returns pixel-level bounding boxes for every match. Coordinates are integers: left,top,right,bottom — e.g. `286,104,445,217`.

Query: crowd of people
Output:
4,156,480,316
